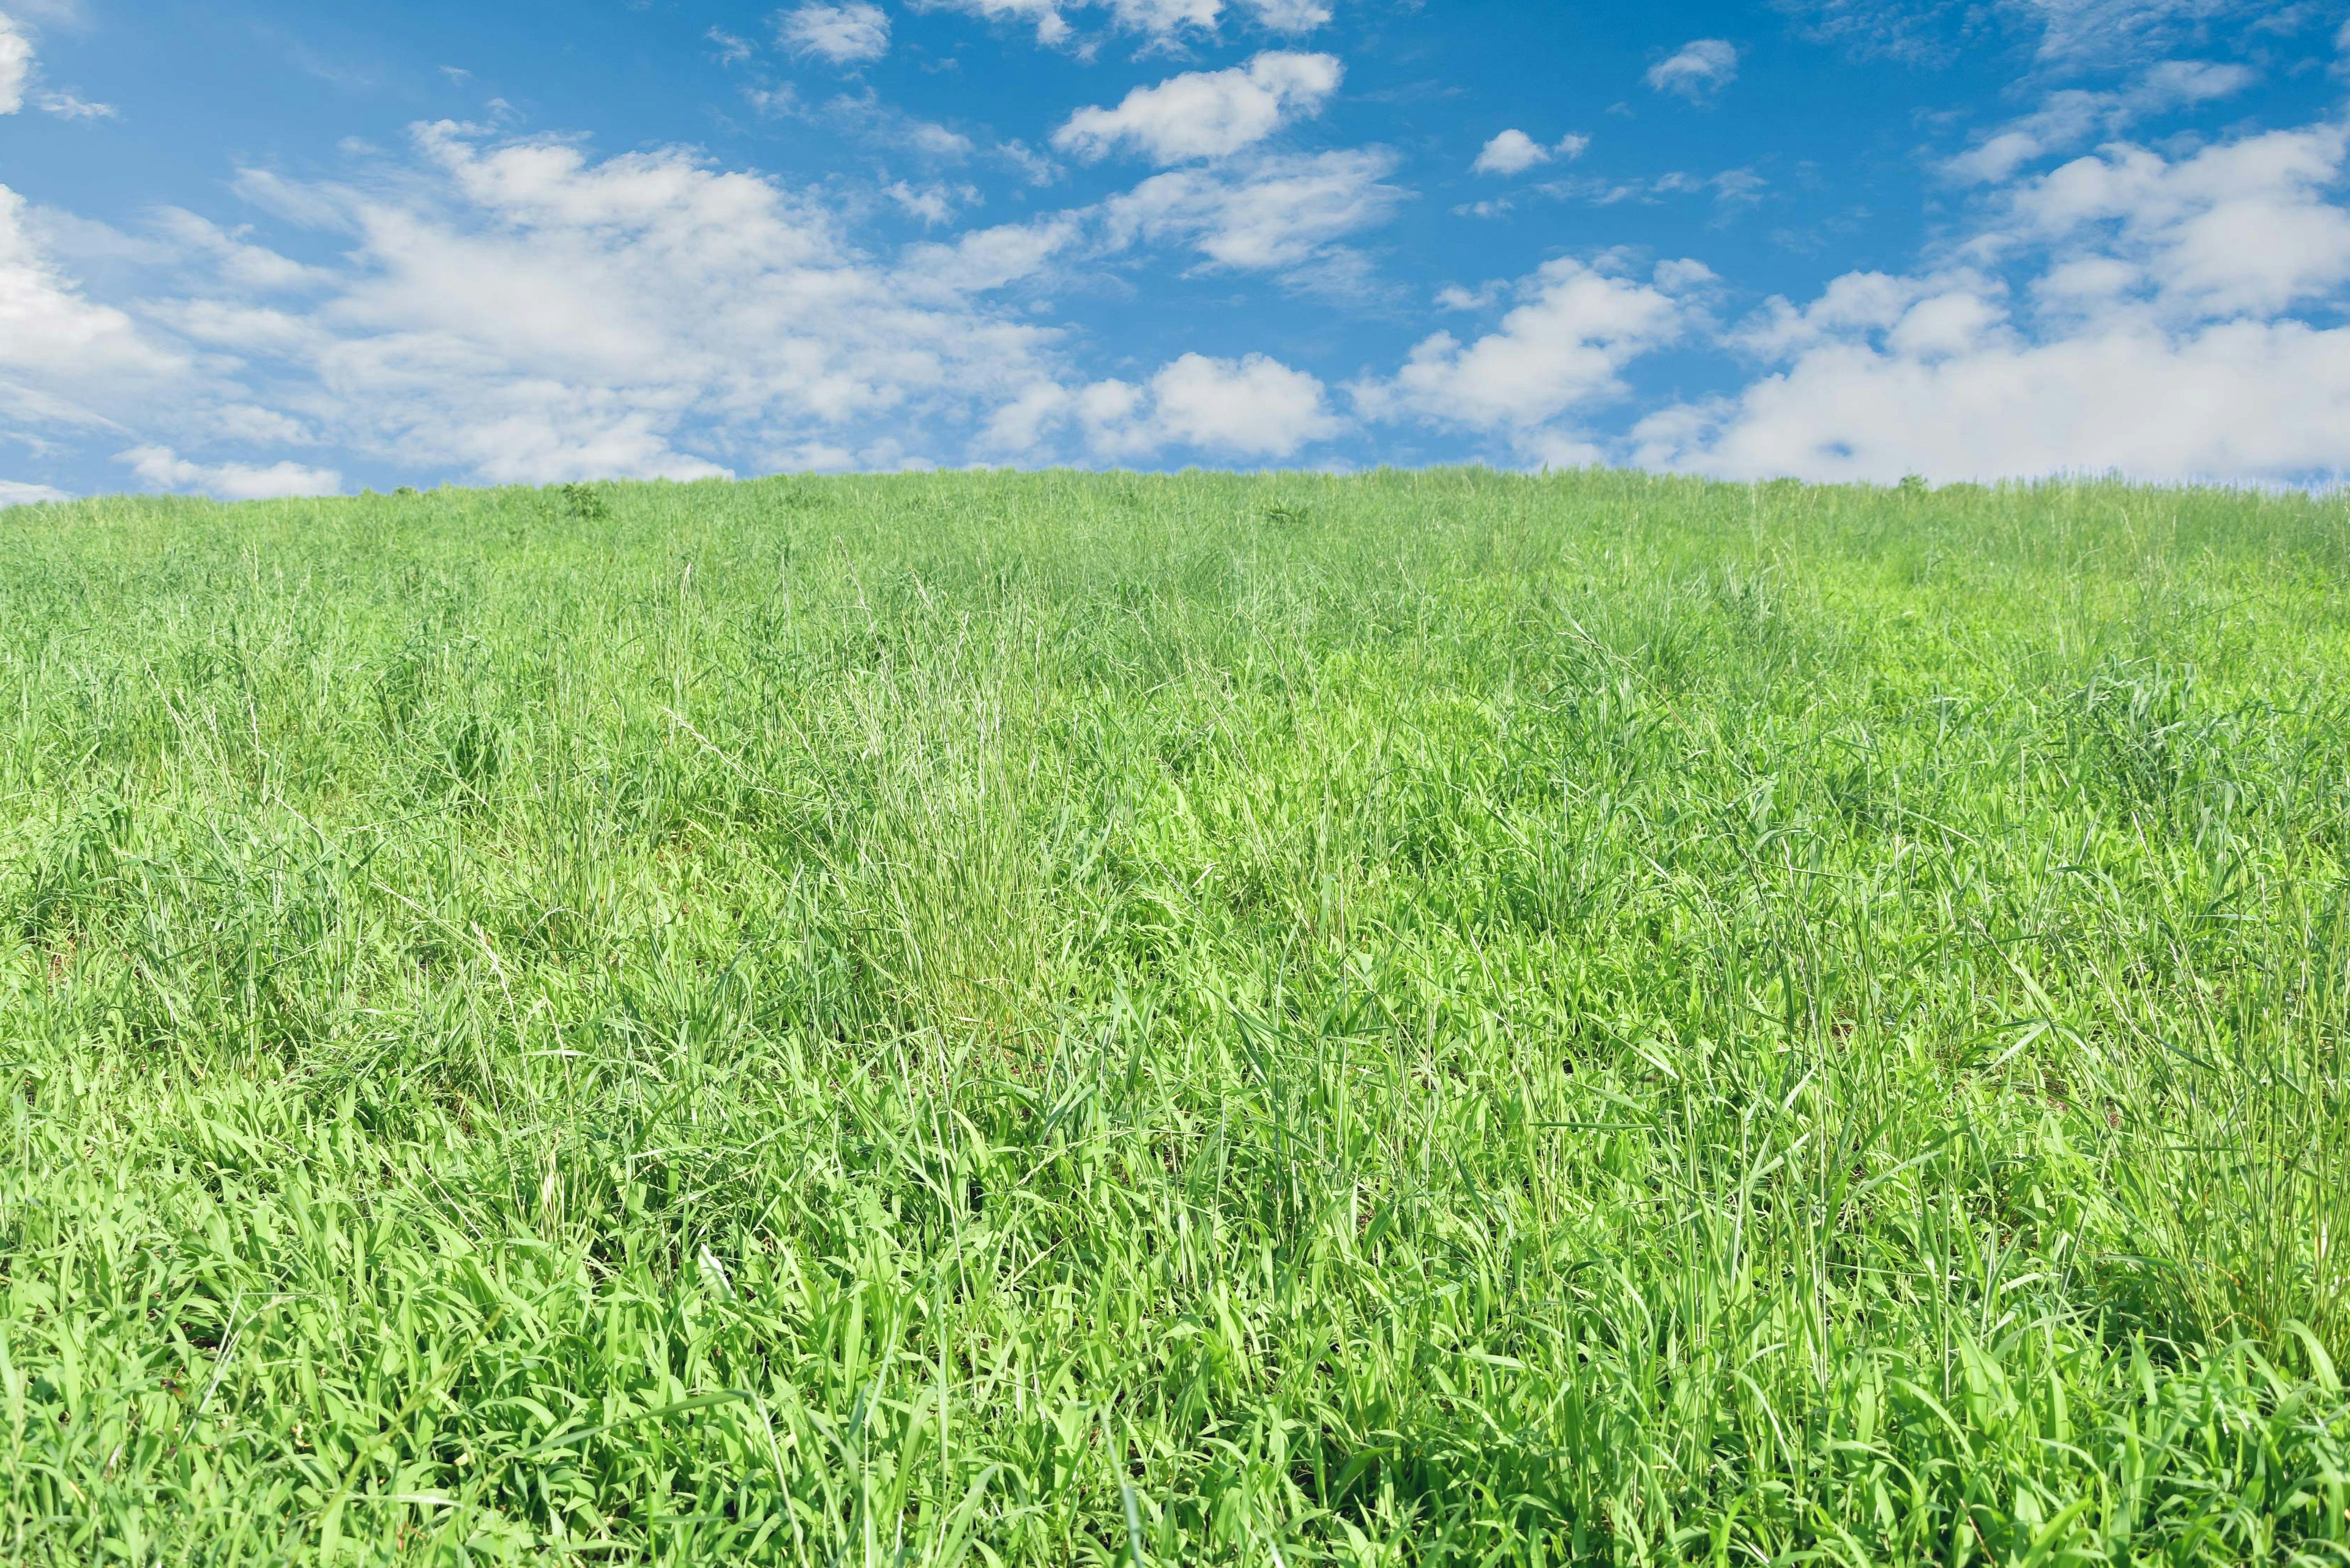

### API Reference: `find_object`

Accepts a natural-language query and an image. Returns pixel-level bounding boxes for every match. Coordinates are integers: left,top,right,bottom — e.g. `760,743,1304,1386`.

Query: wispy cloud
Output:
0,12,32,114
1646,39,1738,100
912,0,1330,50
775,2,892,65
1055,53,1341,166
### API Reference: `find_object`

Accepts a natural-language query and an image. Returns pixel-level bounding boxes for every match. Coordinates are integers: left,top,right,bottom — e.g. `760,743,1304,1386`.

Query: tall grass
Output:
2,469,2347,1564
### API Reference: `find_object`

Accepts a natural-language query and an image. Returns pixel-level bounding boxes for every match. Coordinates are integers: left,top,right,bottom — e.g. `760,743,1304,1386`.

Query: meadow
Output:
1,469,2347,1565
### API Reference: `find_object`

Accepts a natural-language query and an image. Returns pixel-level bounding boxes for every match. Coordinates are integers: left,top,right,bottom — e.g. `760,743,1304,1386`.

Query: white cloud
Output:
0,479,70,506
1133,350,1339,455
1781,0,2261,66
152,207,332,293
2007,124,2350,316
775,2,892,65
1355,257,1704,464
1054,53,1341,166
1942,62,2256,184
1473,130,1545,177
9,116,1389,483
1774,0,1966,65
884,179,981,225
276,122,1068,480
37,89,112,118
0,9,112,119
1106,0,1222,32
818,89,975,157
1644,120,2350,483
1101,147,1402,273
914,0,1074,47
1639,312,2350,485
1434,280,1505,311
895,213,1081,296
1646,39,1738,99
1460,163,1753,218
0,184,190,431
915,0,1326,47
119,445,343,501
1237,0,1332,31
2017,0,2245,62
1,12,31,114
7,124,1101,485
987,351,1340,460
1472,129,1588,176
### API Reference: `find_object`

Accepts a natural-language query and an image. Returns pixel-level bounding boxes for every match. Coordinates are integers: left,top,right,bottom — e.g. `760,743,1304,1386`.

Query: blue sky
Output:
2,0,2348,499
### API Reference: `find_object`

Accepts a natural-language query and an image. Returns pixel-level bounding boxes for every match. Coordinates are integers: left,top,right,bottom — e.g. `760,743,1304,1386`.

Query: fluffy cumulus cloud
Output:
1355,258,1708,465
914,0,1328,47
1472,129,1589,176
2002,123,2350,316
986,351,1340,460
775,2,892,65
1054,53,1341,166
1646,39,1739,99
1638,122,2350,483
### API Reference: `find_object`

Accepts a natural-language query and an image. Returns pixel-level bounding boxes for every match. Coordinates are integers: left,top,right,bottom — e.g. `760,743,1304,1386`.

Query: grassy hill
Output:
2,470,2348,1564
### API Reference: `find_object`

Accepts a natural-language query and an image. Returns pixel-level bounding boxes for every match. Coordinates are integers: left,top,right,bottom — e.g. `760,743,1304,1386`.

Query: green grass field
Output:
2,470,2348,1565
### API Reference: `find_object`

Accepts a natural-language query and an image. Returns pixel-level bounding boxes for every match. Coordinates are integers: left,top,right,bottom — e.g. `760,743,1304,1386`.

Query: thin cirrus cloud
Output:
1782,0,2275,65
1472,129,1590,177
775,2,892,64
1646,39,1739,99
2014,0,2262,62
1054,53,1343,166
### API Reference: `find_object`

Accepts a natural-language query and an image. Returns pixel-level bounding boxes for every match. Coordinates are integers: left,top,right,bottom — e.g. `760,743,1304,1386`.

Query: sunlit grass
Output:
2,468,2348,1564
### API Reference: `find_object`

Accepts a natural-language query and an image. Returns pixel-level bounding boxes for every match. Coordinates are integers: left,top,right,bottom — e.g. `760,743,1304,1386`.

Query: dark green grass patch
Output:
2,469,2348,1564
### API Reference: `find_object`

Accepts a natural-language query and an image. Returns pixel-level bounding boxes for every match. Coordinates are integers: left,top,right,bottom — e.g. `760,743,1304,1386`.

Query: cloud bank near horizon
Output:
4,1,2349,500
